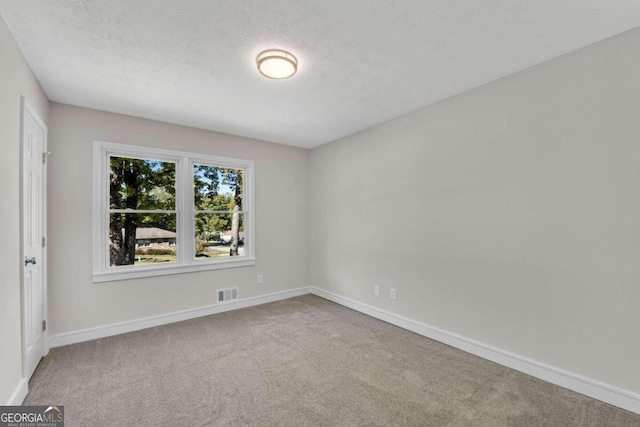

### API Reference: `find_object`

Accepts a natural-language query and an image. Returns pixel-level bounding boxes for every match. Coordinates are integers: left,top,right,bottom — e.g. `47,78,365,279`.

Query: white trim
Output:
310,287,640,415
41,102,50,358
7,378,29,406
92,257,256,282
49,287,310,348
20,97,49,377
92,140,255,282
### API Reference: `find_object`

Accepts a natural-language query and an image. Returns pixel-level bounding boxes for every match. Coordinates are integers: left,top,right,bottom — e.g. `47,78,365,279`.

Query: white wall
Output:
0,16,49,403
47,103,309,335
310,27,640,395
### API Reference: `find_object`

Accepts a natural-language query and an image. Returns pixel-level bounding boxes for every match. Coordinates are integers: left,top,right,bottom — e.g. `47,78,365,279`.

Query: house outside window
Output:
93,140,255,282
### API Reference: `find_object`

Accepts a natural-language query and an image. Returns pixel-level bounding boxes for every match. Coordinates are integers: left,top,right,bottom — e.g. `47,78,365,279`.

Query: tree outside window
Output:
94,141,254,282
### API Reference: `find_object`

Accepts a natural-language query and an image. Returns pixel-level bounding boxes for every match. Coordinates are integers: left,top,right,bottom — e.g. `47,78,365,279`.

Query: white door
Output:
22,99,48,380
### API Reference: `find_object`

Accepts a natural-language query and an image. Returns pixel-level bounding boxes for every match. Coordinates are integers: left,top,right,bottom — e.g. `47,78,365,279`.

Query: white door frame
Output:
20,96,49,381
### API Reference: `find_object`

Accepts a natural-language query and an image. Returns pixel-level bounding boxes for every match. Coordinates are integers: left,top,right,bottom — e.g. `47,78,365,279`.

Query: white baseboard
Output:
310,287,640,415
49,287,311,348
6,378,28,406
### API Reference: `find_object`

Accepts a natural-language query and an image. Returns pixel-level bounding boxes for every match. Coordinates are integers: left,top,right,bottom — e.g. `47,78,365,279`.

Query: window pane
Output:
109,213,177,266
194,165,243,211
195,213,245,260
110,156,176,210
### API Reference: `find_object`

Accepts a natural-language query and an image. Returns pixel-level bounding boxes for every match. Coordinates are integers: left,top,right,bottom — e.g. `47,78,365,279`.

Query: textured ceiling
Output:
1,1,640,148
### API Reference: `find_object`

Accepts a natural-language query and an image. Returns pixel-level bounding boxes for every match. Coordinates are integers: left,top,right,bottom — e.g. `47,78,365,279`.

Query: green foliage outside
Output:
195,238,209,254
109,158,244,265
136,248,175,256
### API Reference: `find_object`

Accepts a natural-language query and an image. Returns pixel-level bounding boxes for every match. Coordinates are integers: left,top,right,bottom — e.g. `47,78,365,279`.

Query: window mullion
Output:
193,210,246,214
109,209,177,214
179,157,195,263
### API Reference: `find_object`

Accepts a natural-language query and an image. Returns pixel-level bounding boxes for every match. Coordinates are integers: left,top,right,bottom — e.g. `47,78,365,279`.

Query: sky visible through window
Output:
194,167,236,198
137,160,237,198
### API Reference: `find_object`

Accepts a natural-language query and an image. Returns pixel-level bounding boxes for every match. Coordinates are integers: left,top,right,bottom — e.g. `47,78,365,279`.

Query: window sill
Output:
93,258,256,283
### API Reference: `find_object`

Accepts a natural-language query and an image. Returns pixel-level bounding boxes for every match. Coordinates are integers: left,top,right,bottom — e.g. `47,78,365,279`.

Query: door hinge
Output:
42,320,46,332
42,151,51,164
42,237,46,248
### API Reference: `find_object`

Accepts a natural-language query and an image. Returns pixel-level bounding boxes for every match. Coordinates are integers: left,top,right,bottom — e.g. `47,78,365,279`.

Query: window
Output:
93,141,254,282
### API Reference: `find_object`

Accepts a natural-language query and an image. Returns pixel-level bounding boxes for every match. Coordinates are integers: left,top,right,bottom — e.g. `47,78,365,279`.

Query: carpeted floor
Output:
25,295,640,426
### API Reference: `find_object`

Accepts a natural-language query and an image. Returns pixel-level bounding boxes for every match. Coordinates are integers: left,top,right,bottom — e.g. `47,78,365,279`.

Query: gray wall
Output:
0,16,49,404
47,103,309,334
309,27,640,394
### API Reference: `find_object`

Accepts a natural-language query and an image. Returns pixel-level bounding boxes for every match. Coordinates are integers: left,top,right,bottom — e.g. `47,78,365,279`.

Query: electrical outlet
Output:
374,285,380,296
390,288,397,300
257,274,263,284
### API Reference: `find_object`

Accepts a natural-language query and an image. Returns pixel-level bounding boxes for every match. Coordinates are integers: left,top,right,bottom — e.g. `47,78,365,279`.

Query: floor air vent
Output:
217,287,239,304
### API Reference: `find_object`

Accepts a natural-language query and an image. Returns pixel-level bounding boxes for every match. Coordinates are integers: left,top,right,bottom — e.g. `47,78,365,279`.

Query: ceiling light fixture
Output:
256,49,298,79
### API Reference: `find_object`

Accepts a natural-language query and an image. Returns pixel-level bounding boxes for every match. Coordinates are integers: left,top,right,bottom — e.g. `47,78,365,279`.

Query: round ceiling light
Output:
256,49,298,79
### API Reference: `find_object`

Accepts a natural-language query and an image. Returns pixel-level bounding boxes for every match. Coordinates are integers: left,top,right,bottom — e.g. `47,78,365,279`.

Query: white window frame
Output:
92,140,255,282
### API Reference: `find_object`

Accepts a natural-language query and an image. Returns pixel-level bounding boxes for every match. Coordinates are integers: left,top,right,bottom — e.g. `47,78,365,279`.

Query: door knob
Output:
24,257,36,266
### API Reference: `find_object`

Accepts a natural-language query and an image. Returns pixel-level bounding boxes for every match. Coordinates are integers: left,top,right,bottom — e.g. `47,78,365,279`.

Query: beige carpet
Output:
25,295,640,426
